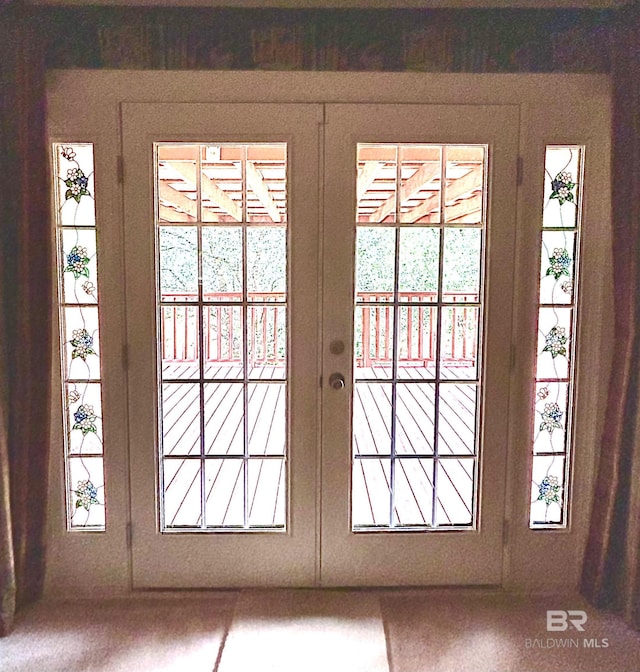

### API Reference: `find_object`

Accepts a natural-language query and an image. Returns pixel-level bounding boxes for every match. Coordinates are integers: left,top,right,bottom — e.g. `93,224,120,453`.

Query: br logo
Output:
546,610,588,632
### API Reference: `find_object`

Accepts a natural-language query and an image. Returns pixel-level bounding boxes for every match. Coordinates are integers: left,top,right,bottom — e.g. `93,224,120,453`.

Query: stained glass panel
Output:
54,143,105,531
61,228,98,304
66,382,103,455
542,147,580,229
68,456,105,528
530,455,566,525
530,146,583,528
536,307,573,380
533,382,570,454
57,144,96,228
539,231,576,305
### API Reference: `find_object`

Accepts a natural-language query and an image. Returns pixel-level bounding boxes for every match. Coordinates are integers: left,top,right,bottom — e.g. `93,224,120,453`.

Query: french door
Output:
122,102,519,587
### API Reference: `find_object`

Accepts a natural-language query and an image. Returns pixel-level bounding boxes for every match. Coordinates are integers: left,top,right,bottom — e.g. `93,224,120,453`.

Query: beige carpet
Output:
2,590,640,671
218,590,389,672
381,590,640,672
0,596,235,672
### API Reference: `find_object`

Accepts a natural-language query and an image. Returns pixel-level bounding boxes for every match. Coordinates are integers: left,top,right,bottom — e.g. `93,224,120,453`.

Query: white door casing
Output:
44,72,611,596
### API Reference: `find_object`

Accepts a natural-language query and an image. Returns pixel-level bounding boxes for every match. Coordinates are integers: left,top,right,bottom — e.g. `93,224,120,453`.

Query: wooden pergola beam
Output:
401,165,483,223
445,194,482,222
357,161,385,201
158,181,198,219
369,162,440,223
246,161,281,223
443,165,483,205
169,161,242,222
158,204,195,223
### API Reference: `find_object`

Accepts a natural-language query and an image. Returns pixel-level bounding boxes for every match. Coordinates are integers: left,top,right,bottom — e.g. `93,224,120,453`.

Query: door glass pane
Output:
352,143,486,530
156,143,288,531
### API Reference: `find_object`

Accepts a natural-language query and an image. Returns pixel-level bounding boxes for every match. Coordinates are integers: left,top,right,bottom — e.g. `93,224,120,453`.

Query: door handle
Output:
328,372,346,390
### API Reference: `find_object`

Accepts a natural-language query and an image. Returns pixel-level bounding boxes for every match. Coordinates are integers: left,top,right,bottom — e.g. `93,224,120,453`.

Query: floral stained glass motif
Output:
54,143,105,530
65,246,91,278
70,328,96,360
72,404,98,435
546,248,571,280
530,146,583,527
542,326,567,358
74,479,100,511
538,476,561,505
540,403,563,433
550,172,576,205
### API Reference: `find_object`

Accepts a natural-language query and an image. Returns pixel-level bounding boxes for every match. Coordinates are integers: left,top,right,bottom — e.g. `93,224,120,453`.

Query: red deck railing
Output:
161,291,478,367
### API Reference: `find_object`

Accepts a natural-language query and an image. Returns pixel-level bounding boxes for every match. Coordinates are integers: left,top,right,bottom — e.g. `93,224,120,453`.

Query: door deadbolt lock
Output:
328,372,346,390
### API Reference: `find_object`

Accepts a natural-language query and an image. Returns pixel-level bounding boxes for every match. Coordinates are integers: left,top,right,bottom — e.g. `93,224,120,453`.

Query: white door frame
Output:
45,70,612,596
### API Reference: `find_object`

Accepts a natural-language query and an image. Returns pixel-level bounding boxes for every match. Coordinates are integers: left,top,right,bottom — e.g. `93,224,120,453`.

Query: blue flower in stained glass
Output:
64,168,90,203
542,326,567,358
64,246,90,279
72,404,97,435
74,479,100,511
550,171,576,206
540,402,563,433
537,475,561,505
70,328,96,360
546,248,571,280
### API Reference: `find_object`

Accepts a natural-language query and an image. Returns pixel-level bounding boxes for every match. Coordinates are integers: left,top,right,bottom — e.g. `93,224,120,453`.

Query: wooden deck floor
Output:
160,363,477,530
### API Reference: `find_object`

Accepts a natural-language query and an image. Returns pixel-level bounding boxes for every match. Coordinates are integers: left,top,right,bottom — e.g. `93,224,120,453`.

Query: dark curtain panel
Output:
580,5,640,631
0,8,52,636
